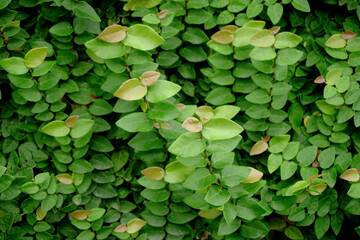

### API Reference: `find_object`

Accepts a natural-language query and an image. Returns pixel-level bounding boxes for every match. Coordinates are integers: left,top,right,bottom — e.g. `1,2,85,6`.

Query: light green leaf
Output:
85,38,124,59
123,24,164,51
168,132,206,158
146,80,181,103
291,0,310,12
348,183,360,198
325,34,346,49
126,218,147,234
205,185,231,206
97,25,126,43
42,121,70,137
116,112,153,132
183,168,217,190
24,47,48,68
233,27,261,47
70,119,94,138
249,30,275,47
164,161,195,183
202,118,243,141
221,165,251,187
0,57,28,75
114,78,147,101
269,135,290,153
274,32,303,49
267,3,283,25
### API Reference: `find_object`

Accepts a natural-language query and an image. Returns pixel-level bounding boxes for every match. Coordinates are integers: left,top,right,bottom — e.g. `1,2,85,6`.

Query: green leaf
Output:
41,194,57,212
147,100,181,121
284,226,304,240
123,24,164,51
0,0,11,9
291,0,310,12
19,182,39,194
348,183,360,198
325,34,346,49
274,32,303,49
249,47,276,61
185,9,212,24
314,215,330,239
205,185,231,206
241,220,270,239
49,21,73,36
164,161,195,183
87,208,105,221
245,89,271,104
126,218,147,234
268,153,283,174
318,147,335,169
24,47,48,68
249,30,275,47
276,48,303,65
202,118,243,141
280,161,297,180
146,80,181,103
267,3,283,25
168,132,206,158
0,57,28,75
42,121,70,137
123,0,162,10
128,131,163,151
73,1,101,22
85,38,124,59
233,27,261,47
89,99,113,116
223,202,237,226
69,159,94,174
221,165,251,187
70,119,95,138
269,135,290,153
114,78,147,101
116,112,153,132
183,168,217,190
285,180,310,196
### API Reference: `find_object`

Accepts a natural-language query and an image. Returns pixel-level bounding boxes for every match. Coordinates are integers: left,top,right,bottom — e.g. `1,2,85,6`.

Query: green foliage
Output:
1,0,360,239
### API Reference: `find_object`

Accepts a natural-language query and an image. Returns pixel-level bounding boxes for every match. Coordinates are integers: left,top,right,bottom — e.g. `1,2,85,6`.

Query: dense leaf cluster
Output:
1,0,360,239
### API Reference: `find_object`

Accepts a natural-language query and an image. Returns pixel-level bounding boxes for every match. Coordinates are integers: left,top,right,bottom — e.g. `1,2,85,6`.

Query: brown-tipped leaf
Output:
195,106,214,121
65,115,79,128
141,167,165,181
97,25,126,43
140,71,161,86
314,76,325,84
211,30,234,44
250,140,268,156
342,30,357,40
340,168,359,182
55,173,73,185
158,10,169,19
176,103,186,110
70,210,87,220
114,224,127,233
36,207,47,221
114,78,147,101
220,25,239,33
309,183,327,195
242,167,263,183
182,117,203,132
270,26,281,35
160,122,171,129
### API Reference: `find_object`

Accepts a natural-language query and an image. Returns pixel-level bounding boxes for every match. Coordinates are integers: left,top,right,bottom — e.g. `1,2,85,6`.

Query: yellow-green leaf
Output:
141,167,165,181
249,29,275,47
126,218,147,234
24,47,48,68
340,168,359,182
41,120,70,137
114,78,147,101
325,34,346,49
97,25,126,43
55,173,73,185
211,30,234,44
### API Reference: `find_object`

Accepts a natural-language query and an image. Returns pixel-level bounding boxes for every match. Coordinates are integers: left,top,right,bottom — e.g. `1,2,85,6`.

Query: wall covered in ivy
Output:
1,0,360,239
